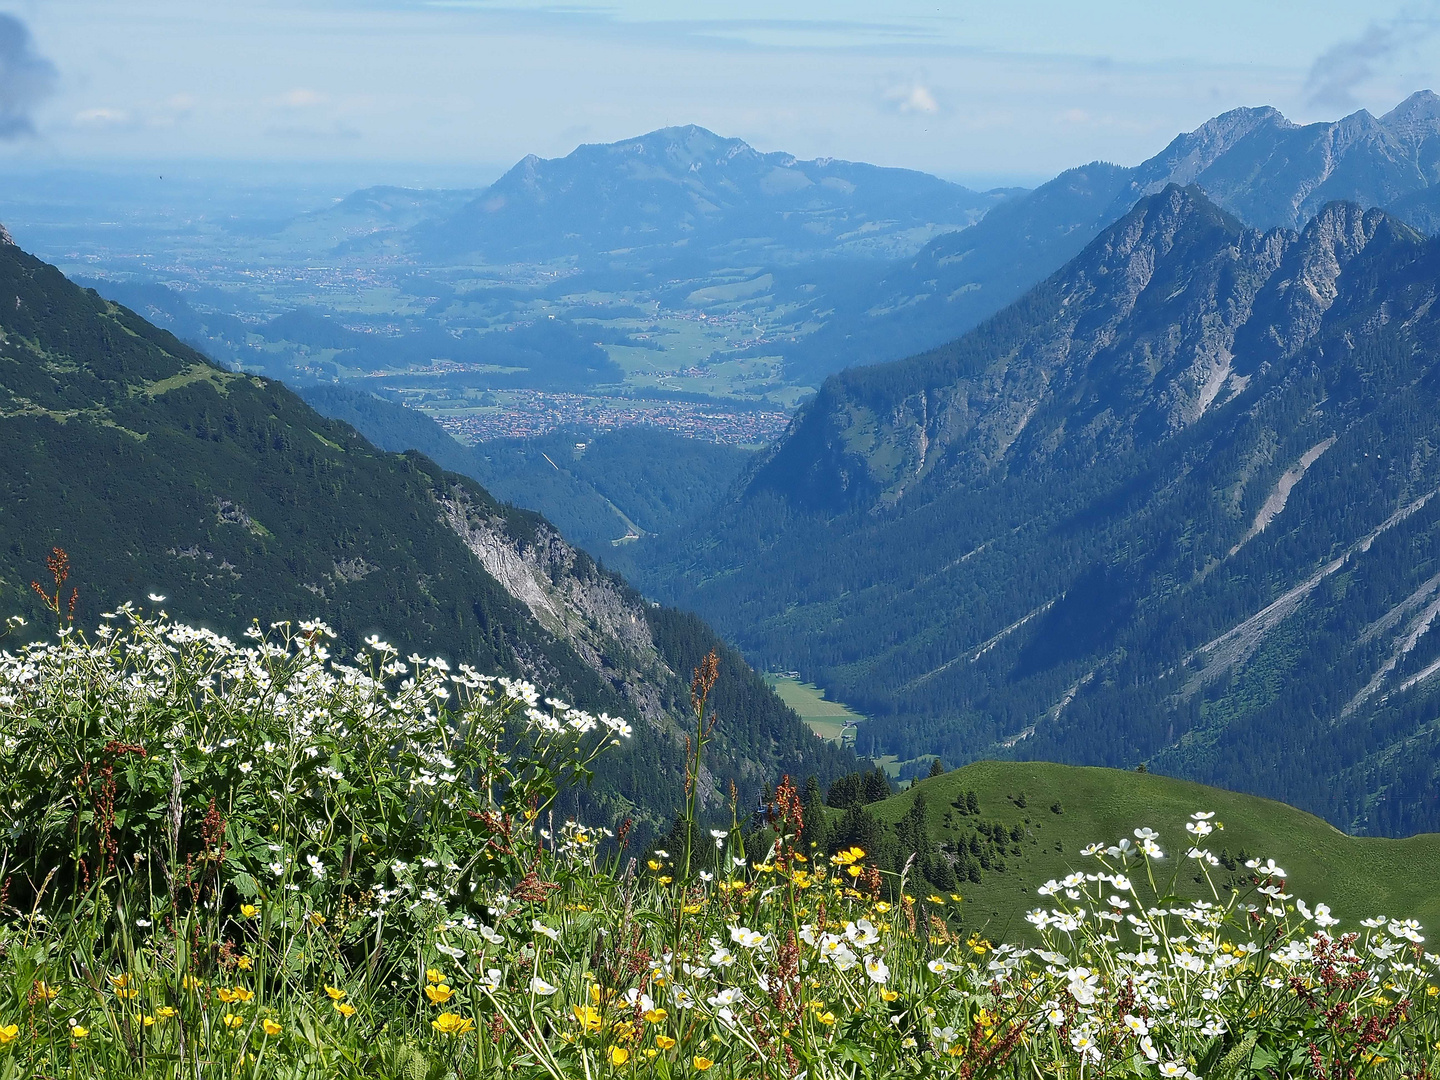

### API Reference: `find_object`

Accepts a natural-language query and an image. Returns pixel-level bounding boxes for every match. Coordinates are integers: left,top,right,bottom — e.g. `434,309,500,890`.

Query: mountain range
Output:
0,232,853,840
629,182,1440,837
784,90,1440,383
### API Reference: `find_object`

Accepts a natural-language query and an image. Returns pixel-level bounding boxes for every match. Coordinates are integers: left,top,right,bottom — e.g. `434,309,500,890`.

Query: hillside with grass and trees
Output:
0,230,852,845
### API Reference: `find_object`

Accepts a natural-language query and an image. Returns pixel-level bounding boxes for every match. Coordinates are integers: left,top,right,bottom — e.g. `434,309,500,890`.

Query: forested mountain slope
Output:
0,233,853,838
787,91,1440,383
298,384,752,554
633,184,1440,836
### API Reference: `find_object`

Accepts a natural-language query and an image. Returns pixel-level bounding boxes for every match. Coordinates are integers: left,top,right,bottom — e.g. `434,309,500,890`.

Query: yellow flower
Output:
71,1025,89,1039
223,1013,244,1029
334,1002,357,1018
572,1005,604,1033
216,987,254,1004
239,904,259,919
644,1049,658,1059
881,989,899,1002
262,1019,282,1036
236,956,253,971
0,1024,17,1044
927,894,944,904
426,969,445,985
110,974,131,989
655,1034,677,1050
693,1055,714,1071
643,1008,667,1024
847,866,863,878
657,875,673,885
116,988,140,1000
431,1012,475,1036
308,913,326,928
609,1046,630,1065
1429,985,1440,998
817,1011,837,1025
647,859,662,871
34,982,58,1001
155,1006,176,1020
182,975,203,991
425,984,455,1005
324,985,347,1001
682,903,703,915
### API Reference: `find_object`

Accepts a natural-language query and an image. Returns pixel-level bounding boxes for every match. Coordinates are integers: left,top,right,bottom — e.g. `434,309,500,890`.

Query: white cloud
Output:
271,87,328,108
883,81,939,114
72,106,133,129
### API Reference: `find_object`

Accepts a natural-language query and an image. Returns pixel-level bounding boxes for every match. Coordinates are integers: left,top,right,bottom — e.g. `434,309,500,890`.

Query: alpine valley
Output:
629,182,1440,838
0,232,854,842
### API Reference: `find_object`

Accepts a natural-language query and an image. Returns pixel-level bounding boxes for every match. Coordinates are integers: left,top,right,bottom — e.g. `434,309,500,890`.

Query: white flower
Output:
1070,1030,1100,1060
707,987,741,1008
529,977,557,996
480,925,504,945
305,854,325,879
269,861,285,877
728,926,765,949
437,944,465,959
926,959,950,975
1140,1035,1160,1062
864,955,889,984
532,919,559,941
478,969,501,992
1122,1013,1148,1036
148,594,166,603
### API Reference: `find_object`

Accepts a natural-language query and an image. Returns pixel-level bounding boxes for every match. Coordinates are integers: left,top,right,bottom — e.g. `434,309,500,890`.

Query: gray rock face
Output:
438,487,675,727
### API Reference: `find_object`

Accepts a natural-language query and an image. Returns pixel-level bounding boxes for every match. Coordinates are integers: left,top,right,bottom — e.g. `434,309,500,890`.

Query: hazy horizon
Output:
4,0,1440,192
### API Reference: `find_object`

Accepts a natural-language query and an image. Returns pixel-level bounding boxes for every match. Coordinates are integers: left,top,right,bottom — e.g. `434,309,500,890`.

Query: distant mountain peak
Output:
1382,89,1440,128
418,124,997,262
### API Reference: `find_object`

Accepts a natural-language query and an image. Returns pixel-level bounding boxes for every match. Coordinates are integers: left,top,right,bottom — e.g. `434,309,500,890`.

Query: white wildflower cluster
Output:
0,606,631,949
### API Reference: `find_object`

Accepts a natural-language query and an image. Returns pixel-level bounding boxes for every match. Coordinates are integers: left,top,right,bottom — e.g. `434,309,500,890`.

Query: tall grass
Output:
1,607,1438,1078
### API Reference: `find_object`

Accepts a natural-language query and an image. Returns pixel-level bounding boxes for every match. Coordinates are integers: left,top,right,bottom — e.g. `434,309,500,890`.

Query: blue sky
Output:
5,0,1440,188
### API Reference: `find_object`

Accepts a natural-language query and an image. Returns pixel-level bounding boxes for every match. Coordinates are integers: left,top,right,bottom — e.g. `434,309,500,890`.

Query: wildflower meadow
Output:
2,603,1439,1078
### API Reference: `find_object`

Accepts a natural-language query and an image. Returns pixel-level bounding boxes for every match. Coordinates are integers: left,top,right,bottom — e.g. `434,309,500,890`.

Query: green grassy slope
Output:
864,760,1440,941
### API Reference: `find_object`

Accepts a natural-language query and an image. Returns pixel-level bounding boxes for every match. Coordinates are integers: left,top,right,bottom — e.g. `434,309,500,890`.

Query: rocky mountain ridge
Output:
632,184,1440,836
785,91,1440,382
